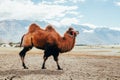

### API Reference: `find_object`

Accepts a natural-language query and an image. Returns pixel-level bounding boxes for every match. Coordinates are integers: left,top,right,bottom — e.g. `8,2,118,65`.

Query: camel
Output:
19,23,79,70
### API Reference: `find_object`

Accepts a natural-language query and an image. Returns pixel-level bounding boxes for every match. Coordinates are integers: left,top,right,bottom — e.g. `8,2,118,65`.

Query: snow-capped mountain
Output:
0,19,120,45
71,24,120,45
0,20,48,43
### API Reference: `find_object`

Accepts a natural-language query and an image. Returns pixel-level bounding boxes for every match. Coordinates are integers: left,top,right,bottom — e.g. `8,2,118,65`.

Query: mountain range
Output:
0,19,120,45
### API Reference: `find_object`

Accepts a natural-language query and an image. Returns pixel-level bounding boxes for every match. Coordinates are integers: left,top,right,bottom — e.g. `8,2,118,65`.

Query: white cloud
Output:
115,1,120,6
60,18,79,26
0,0,80,25
0,0,34,20
47,17,81,27
81,23,97,29
48,21,61,27
52,0,67,4
83,29,94,33
42,0,85,4
69,0,85,3
110,27,120,31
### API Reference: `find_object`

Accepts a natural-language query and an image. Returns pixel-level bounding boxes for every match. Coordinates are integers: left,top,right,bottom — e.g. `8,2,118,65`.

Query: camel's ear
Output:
68,27,74,31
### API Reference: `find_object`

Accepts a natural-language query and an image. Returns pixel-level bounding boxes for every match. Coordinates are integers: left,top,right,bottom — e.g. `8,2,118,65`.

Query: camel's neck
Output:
58,34,75,53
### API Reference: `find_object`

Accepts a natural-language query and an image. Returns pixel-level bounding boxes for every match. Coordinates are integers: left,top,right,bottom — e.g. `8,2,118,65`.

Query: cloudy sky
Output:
0,0,120,29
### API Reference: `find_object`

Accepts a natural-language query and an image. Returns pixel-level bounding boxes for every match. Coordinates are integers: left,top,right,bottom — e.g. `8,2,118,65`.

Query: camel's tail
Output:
20,34,25,47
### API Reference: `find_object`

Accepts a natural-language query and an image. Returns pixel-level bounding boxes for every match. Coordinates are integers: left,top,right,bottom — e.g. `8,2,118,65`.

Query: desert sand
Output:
0,45,120,80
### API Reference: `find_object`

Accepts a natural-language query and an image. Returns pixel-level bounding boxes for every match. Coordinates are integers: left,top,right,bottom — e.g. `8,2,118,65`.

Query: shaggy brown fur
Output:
19,23,79,70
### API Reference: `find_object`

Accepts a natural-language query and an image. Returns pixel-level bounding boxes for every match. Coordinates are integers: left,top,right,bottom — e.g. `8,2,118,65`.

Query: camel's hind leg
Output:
19,47,32,69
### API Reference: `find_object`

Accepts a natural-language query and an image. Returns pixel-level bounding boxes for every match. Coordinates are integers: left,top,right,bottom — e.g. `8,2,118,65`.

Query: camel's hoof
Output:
42,67,46,69
24,67,28,69
58,68,63,70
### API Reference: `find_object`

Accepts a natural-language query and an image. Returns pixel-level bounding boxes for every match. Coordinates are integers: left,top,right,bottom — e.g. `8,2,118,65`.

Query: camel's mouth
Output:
67,27,79,38
71,30,79,37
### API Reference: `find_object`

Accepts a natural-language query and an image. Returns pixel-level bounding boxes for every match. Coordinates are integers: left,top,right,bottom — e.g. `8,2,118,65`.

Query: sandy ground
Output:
0,46,120,80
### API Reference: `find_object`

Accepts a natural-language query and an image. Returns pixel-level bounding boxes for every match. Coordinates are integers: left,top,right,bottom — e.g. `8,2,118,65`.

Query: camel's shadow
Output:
0,69,64,76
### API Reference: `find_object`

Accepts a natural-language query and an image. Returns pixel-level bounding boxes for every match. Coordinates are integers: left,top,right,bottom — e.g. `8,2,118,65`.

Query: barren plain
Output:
0,45,120,80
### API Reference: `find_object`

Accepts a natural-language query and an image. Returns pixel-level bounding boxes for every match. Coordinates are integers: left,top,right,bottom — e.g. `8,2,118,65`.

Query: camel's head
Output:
66,27,79,38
